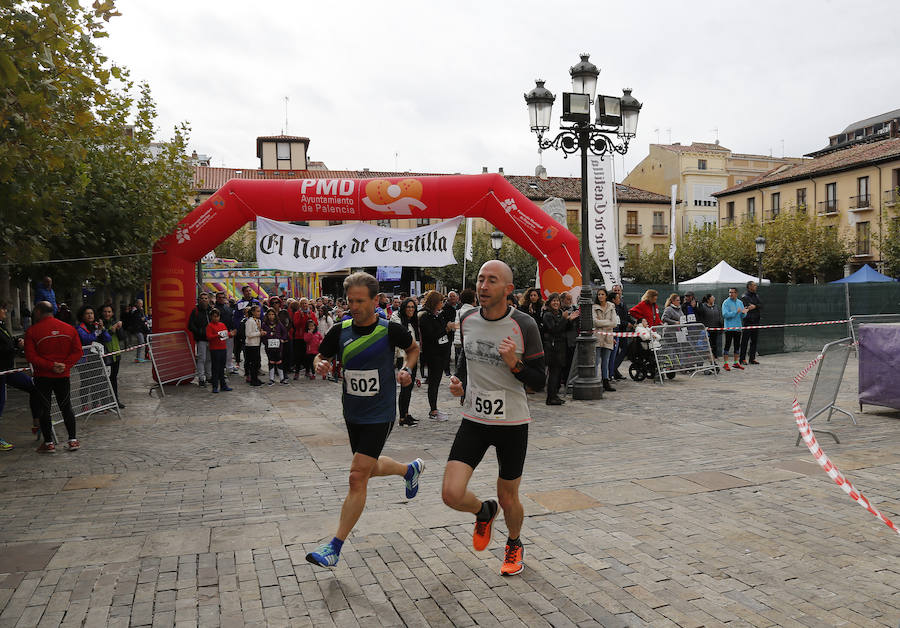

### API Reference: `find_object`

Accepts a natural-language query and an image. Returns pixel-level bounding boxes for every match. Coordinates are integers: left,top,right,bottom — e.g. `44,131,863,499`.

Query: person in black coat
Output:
417,291,453,421
612,285,632,380
520,287,544,333
739,281,762,364
695,294,724,358
542,293,576,405
0,301,41,447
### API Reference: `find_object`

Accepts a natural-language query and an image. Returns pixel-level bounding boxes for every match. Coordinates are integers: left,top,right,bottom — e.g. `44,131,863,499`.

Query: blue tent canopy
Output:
831,264,898,283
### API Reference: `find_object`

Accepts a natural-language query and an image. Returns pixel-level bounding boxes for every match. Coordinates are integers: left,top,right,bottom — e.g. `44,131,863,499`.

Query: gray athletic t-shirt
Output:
459,306,543,425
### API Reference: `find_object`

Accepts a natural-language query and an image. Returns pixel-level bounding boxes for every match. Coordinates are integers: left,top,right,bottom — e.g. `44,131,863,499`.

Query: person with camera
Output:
76,305,111,349
99,304,127,408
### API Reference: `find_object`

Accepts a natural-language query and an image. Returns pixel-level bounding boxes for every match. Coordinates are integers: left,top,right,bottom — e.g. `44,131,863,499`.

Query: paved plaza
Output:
1,349,899,627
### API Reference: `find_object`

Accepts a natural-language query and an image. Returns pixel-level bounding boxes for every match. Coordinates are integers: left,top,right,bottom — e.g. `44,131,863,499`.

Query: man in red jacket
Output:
25,301,84,453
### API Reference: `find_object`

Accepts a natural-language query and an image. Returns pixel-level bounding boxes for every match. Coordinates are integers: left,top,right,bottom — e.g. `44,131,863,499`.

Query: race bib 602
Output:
344,369,380,396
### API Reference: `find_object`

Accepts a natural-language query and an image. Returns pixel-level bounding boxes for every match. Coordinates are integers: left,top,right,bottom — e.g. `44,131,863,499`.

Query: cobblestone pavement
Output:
1,348,900,627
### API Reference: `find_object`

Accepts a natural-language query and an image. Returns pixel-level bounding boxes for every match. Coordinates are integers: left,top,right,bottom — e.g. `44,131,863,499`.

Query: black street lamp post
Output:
755,236,766,283
490,231,504,260
524,54,641,400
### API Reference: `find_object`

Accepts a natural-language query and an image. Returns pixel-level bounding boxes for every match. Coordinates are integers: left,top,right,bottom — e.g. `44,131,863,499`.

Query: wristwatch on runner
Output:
399,366,413,376
510,359,525,374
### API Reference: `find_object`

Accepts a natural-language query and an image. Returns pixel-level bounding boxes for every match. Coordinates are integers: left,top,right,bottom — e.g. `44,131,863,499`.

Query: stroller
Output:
626,328,677,382
626,335,658,381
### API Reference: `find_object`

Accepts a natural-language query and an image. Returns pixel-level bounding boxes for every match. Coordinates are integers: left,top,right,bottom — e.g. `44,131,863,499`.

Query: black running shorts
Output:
345,419,394,459
448,419,528,481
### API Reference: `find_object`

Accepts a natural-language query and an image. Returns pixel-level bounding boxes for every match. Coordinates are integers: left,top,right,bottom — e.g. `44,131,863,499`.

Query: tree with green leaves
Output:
1,0,123,269
1,1,191,308
665,210,851,284
883,203,900,278
45,83,192,302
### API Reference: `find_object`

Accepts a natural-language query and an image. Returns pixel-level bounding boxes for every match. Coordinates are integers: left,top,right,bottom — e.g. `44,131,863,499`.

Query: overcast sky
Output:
102,0,899,181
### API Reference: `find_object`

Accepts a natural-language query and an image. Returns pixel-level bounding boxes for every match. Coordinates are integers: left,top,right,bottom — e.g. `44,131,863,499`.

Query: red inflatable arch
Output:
151,174,581,334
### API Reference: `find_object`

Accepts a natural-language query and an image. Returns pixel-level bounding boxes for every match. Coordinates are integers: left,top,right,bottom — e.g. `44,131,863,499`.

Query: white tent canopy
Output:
681,260,771,285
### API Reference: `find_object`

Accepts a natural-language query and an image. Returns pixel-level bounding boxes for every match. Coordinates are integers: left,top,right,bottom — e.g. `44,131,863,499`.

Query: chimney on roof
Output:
191,150,198,159
482,166,488,174
714,139,719,145
672,142,680,146
535,164,548,180
498,167,504,174
362,167,370,172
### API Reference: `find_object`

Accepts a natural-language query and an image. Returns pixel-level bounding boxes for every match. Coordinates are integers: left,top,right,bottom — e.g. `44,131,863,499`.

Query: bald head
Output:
479,260,513,285
476,260,514,314
33,301,53,322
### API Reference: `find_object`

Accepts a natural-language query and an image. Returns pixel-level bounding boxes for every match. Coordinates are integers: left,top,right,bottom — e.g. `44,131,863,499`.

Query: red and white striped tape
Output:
592,318,850,338
0,343,150,377
709,319,849,331
792,351,900,535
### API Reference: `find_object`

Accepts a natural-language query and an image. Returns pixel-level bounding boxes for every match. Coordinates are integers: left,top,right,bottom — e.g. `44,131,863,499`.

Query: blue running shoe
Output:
405,458,425,499
306,542,340,568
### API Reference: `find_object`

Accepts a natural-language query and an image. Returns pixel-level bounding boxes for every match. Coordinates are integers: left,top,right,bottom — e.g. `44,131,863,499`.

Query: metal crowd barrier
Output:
795,337,855,446
45,345,121,442
650,322,718,383
849,314,900,348
148,331,197,397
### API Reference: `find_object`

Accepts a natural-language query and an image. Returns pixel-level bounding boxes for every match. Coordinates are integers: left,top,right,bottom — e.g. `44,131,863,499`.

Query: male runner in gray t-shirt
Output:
444,260,545,576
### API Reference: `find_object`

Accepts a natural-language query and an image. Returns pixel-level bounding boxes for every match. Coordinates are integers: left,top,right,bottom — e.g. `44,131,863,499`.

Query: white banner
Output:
256,216,461,272
586,154,620,289
464,218,473,262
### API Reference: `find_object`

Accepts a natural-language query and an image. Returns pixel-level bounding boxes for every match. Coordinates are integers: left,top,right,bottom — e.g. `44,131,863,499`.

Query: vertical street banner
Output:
668,184,677,261
464,217,473,261
587,154,620,289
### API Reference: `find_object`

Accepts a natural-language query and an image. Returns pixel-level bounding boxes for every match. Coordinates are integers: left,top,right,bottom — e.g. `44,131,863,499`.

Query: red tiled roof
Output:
714,137,900,196
193,167,672,205
501,175,671,203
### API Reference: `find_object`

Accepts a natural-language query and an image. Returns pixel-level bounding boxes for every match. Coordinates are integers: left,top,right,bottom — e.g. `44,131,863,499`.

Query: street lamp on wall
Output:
490,231,504,259
524,53,641,400
755,236,766,283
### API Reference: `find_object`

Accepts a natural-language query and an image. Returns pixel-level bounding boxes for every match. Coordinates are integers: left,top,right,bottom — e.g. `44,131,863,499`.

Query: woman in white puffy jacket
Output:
592,287,619,392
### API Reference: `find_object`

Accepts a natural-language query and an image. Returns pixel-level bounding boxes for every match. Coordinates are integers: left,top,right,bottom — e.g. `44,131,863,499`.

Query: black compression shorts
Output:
345,419,394,459
448,419,528,480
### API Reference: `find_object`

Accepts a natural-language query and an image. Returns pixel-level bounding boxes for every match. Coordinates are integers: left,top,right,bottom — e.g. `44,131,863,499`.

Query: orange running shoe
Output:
472,500,498,551
500,541,524,576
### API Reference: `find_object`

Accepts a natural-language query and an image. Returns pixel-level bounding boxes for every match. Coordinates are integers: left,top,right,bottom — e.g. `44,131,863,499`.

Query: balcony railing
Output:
849,194,872,210
764,209,781,222
721,215,735,227
742,212,757,223
625,224,642,235
817,199,839,215
884,189,900,206
651,224,669,236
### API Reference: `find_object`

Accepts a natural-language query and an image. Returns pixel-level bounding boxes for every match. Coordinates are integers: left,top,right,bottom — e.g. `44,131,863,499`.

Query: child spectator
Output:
303,319,323,380
262,309,289,385
205,309,233,393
